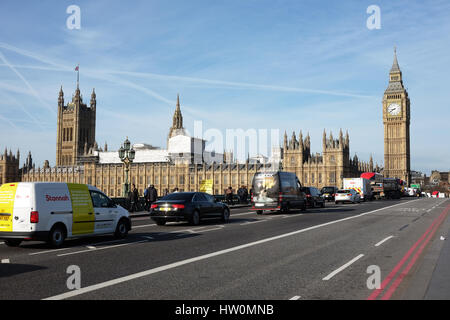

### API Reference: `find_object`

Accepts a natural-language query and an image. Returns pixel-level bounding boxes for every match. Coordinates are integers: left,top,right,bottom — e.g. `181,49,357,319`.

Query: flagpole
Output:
76,64,79,89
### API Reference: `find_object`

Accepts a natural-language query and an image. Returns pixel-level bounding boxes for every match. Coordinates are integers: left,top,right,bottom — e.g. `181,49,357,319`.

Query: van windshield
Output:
252,173,279,204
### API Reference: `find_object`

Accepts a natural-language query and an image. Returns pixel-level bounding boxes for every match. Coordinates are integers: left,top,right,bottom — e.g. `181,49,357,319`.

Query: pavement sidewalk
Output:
424,227,450,299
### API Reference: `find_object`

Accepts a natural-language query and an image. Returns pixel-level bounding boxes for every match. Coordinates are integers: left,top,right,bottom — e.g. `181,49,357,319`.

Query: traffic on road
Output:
1,182,448,302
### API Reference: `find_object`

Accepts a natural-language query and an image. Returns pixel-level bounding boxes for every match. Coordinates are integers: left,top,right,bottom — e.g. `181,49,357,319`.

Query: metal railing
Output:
112,194,250,211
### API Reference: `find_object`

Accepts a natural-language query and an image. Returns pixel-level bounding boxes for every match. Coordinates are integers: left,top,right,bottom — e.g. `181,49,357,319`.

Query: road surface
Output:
0,197,449,300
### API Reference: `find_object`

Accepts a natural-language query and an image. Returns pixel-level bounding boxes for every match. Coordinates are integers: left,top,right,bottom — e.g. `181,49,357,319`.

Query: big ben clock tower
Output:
383,48,411,185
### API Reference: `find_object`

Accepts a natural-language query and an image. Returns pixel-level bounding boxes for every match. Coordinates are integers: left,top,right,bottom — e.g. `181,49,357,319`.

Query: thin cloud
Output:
0,50,56,115
0,42,374,100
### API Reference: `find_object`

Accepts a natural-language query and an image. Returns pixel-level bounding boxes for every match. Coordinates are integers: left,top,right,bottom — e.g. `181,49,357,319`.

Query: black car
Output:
320,186,339,202
301,187,325,208
150,192,230,226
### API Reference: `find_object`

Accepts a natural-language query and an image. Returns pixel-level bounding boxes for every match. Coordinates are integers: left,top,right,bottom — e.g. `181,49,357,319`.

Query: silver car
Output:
335,189,361,204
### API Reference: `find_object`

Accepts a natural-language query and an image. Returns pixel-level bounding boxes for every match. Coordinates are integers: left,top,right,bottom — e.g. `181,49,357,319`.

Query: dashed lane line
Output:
375,236,394,247
322,254,365,281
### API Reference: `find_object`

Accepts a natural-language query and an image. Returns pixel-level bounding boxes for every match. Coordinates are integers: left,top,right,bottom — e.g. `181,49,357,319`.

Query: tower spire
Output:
391,46,400,73
168,93,184,140
283,131,288,150
58,85,64,107
173,93,183,129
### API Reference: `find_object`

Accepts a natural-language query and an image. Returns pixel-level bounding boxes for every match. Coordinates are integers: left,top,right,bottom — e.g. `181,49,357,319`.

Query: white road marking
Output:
1,259,10,263
175,226,225,237
289,296,301,300
282,214,303,218
86,246,96,250
29,239,125,256
44,200,416,300
195,227,224,233
0,242,4,245
131,223,157,229
322,254,365,281
375,236,394,247
240,220,266,226
57,240,148,257
30,247,75,256
231,211,254,217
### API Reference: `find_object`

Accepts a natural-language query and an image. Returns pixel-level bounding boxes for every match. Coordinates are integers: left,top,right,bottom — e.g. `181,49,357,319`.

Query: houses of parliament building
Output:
17,85,371,196
13,52,415,197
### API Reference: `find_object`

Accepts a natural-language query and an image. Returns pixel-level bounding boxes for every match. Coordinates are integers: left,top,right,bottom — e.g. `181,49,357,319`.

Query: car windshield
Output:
321,187,335,193
161,193,194,201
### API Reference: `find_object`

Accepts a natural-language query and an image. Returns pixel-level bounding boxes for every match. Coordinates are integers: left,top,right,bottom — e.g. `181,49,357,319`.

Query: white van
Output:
0,182,131,248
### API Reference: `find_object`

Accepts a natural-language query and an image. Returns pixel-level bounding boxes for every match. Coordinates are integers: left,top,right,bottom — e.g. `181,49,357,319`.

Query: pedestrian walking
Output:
242,186,248,204
144,184,150,211
129,184,139,212
225,186,233,205
147,184,158,211
237,186,244,204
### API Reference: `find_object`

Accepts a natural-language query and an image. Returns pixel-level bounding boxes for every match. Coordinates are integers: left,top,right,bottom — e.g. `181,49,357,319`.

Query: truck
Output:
360,172,384,200
382,178,402,199
410,184,422,197
343,178,373,201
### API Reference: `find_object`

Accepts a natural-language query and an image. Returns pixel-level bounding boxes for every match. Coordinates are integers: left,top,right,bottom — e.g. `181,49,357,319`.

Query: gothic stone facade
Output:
56,85,96,167
0,149,20,185
383,49,411,184
22,161,274,197
22,86,373,196
282,130,372,190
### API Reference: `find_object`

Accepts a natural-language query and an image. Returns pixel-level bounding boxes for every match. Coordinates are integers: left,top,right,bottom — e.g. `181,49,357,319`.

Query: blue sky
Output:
0,0,449,174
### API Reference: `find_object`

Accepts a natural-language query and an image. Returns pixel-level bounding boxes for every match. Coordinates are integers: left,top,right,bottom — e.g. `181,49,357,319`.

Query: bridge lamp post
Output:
119,137,135,197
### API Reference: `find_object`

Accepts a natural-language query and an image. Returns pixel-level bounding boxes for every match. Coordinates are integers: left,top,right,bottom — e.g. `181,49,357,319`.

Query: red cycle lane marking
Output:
381,207,449,300
367,204,450,300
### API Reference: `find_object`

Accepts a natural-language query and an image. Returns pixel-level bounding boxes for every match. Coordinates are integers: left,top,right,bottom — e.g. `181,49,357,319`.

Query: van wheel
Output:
4,239,22,247
114,219,129,239
48,225,66,248
256,210,263,215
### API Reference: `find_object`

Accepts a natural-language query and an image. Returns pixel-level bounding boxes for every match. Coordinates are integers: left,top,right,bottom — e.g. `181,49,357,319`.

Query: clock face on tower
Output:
387,103,401,116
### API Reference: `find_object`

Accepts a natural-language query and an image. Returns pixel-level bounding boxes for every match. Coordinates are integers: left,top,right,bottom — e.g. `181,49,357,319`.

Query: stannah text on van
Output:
0,182,131,248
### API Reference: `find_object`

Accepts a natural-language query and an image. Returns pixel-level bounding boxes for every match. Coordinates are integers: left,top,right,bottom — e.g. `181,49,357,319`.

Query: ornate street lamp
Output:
119,137,135,197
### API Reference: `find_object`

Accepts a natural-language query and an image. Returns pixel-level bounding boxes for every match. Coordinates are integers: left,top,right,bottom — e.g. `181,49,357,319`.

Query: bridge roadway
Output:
0,197,449,300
